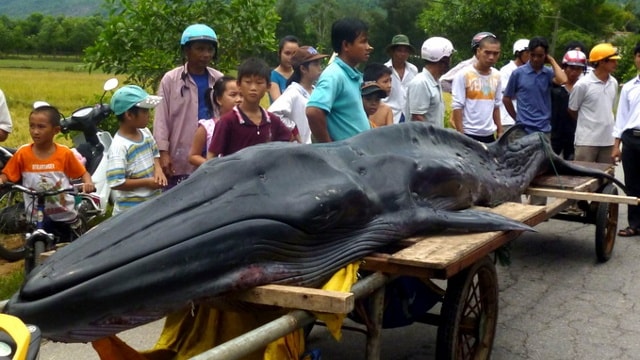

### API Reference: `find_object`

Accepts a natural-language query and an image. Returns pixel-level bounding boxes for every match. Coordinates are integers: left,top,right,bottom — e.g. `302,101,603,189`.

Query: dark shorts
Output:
165,174,189,191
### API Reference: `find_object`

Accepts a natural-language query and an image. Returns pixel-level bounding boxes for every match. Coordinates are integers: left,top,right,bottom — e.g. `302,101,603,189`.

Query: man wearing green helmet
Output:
153,24,224,189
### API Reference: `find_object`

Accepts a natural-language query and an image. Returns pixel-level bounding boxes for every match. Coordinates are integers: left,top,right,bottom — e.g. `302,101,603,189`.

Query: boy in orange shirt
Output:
0,105,95,237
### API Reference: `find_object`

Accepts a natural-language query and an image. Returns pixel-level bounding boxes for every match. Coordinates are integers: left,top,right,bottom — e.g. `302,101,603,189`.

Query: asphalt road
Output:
40,166,640,359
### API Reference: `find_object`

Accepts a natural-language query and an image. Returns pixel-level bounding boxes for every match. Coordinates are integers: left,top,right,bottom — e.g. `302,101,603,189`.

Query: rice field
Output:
0,62,123,147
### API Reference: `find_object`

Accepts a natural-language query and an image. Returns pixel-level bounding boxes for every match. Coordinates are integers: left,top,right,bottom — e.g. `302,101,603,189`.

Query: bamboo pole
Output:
190,272,390,360
525,187,638,205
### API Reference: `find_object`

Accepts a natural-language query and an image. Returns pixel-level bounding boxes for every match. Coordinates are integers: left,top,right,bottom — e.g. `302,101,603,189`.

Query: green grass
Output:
0,269,23,300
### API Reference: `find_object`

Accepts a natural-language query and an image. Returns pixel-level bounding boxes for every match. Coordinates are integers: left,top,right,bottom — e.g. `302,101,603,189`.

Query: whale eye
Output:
358,167,367,176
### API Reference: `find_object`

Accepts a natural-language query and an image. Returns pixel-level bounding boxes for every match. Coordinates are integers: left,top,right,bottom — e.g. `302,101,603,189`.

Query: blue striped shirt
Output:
107,128,160,215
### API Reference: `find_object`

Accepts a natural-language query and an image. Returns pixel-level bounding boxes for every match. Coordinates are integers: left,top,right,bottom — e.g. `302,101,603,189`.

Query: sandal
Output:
618,226,640,237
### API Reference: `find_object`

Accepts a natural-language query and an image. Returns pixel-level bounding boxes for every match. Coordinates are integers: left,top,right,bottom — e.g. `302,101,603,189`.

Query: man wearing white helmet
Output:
153,24,224,189
498,39,529,132
452,34,503,143
405,37,455,127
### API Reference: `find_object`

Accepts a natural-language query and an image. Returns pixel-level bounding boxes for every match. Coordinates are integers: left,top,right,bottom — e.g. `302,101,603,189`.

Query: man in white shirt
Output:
441,32,495,93
0,89,12,142
613,43,640,236
452,35,503,143
382,34,419,123
569,43,619,164
405,37,455,127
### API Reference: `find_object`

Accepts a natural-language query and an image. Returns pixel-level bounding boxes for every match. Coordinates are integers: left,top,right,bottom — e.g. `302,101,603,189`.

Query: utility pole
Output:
550,10,560,57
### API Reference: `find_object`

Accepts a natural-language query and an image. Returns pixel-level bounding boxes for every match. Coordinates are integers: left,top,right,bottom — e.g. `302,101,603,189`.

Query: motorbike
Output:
0,313,41,360
0,78,118,261
61,77,119,217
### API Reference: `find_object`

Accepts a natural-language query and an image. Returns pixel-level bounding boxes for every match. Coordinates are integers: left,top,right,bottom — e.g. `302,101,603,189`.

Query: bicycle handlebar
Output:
0,182,84,198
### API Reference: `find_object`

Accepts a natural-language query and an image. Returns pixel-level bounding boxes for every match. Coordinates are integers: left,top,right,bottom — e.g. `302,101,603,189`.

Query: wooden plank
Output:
531,161,613,190
232,284,354,314
531,175,601,191
543,197,572,218
362,253,440,279
386,202,545,274
525,187,638,205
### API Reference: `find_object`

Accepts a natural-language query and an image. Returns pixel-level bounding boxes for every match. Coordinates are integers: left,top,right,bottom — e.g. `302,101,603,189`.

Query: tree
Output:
37,17,65,54
305,0,339,53
367,0,428,64
275,0,306,40
85,0,279,89
418,0,543,63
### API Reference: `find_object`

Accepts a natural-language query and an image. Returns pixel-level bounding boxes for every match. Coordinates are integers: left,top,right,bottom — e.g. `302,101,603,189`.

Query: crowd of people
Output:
1,16,640,248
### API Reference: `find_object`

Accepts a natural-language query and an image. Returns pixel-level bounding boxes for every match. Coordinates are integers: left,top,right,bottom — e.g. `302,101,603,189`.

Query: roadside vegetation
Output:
0,60,123,299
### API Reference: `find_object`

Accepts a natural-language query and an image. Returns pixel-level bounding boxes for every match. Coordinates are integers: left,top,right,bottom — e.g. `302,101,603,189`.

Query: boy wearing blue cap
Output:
107,85,167,215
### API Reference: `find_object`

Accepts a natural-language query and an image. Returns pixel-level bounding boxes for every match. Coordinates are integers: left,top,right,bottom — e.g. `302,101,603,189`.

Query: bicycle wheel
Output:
0,188,28,261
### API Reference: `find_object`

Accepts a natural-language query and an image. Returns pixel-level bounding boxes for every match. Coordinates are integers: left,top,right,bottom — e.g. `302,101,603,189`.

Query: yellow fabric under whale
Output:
91,262,359,360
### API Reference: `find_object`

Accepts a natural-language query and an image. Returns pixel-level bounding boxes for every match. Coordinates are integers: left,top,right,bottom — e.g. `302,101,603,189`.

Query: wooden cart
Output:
192,164,638,360
191,202,545,360
525,162,632,262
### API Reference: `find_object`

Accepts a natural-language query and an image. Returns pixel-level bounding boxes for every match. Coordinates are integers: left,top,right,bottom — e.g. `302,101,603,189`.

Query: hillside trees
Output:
418,0,543,63
85,0,279,89
273,0,428,64
418,0,639,80
0,14,103,55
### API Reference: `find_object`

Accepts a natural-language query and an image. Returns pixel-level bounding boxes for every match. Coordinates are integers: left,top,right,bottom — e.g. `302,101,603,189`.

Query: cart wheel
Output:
595,183,618,262
436,256,498,360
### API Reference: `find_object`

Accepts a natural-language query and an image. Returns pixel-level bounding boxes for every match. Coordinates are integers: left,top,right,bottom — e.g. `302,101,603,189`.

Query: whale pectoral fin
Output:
440,208,534,232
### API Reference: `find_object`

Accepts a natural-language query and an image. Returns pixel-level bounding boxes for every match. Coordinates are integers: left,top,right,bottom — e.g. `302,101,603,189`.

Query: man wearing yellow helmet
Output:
568,43,619,164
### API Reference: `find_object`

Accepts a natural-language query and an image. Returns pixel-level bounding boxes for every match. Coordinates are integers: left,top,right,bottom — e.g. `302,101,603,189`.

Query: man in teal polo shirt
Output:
306,18,372,142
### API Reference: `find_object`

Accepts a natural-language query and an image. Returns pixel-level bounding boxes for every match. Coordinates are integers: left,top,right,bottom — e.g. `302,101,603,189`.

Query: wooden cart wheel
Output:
436,256,498,360
594,183,618,262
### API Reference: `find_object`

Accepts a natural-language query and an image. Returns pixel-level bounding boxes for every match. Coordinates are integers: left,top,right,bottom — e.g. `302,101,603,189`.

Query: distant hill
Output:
0,0,102,18
0,0,638,19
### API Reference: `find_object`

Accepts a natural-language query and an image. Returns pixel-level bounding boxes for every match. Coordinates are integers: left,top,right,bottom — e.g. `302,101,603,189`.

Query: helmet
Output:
512,39,529,55
562,50,587,67
180,24,218,46
421,37,455,62
471,31,496,51
588,43,620,62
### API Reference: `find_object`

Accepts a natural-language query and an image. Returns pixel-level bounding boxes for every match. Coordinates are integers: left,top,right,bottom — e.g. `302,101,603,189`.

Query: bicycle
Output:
0,182,90,275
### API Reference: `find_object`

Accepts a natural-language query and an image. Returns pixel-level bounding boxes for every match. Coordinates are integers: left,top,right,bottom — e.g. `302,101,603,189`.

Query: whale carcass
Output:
4,123,624,342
